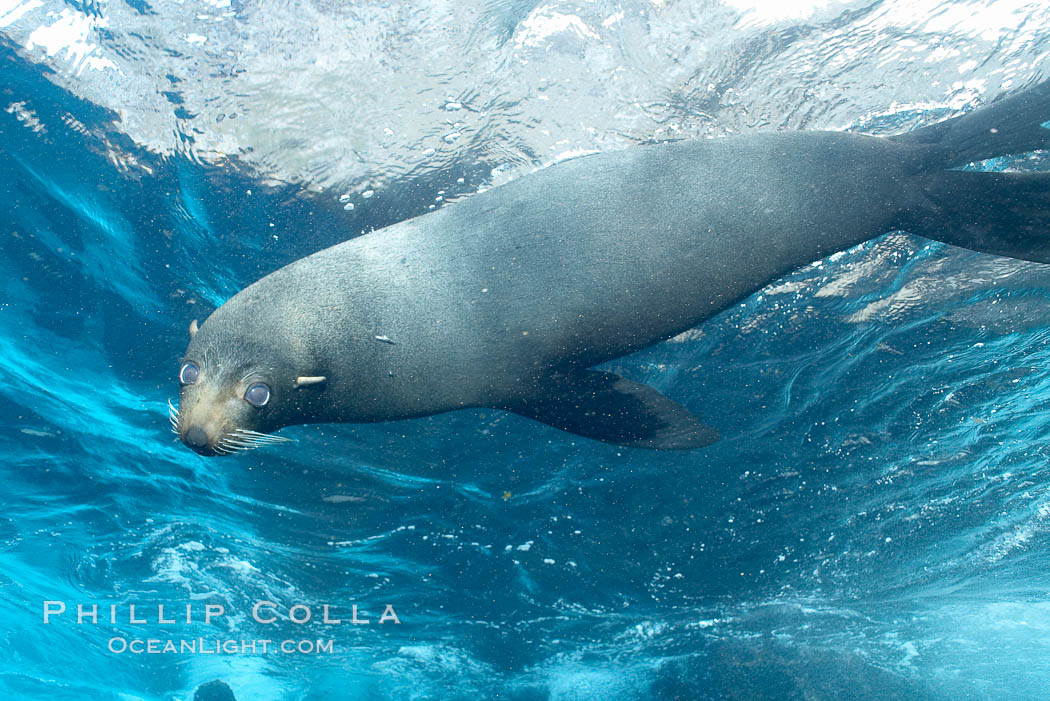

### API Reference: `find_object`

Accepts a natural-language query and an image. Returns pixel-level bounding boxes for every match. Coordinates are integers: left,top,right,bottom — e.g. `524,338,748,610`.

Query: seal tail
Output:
890,78,1050,165
892,78,1050,262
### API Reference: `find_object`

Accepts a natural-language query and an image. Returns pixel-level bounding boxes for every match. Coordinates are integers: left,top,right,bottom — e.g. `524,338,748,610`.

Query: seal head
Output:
172,319,318,456
194,680,237,701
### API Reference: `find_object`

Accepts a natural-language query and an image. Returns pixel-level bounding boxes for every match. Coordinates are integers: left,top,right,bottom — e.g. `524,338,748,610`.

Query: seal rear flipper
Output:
890,78,1050,165
505,370,718,450
910,171,1050,263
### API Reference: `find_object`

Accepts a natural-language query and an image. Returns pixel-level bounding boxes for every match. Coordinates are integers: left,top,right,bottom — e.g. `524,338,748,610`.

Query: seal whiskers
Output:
170,393,293,454
212,430,293,455
230,429,294,445
168,398,181,435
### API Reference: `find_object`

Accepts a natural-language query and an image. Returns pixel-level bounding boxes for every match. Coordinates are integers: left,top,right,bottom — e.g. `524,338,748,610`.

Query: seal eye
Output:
179,361,199,385
244,383,271,408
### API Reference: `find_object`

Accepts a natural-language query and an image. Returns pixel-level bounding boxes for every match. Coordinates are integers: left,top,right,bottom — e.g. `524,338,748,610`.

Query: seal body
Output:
176,84,1050,453
230,134,924,414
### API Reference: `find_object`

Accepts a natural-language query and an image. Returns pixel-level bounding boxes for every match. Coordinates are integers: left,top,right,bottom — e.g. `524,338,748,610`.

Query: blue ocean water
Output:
4,1,1050,699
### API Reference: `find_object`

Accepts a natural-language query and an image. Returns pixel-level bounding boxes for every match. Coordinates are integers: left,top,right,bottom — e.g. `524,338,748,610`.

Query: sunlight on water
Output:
2,1,1050,699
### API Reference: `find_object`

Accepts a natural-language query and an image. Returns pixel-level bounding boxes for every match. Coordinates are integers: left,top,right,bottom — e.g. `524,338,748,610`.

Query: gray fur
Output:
176,86,1050,453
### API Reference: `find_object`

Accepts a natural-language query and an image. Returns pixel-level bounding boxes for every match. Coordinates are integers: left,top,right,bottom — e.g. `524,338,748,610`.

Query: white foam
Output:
24,8,116,74
0,0,43,29
514,8,600,48
724,0,837,27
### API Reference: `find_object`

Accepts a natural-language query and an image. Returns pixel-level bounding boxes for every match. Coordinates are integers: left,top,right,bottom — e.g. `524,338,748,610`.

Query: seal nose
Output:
184,426,209,451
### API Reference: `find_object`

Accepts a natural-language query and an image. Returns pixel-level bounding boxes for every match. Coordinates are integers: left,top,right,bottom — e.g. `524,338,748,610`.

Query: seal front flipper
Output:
505,370,718,450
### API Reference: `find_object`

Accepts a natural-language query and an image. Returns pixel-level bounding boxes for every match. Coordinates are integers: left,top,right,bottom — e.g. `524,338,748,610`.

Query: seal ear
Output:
189,319,199,339
294,376,327,389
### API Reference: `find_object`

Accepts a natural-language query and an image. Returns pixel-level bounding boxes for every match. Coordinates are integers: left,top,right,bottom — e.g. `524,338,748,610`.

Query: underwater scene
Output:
3,0,1050,699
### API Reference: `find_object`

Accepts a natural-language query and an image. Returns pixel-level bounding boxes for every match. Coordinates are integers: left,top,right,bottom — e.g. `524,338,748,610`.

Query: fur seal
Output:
174,80,1050,454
